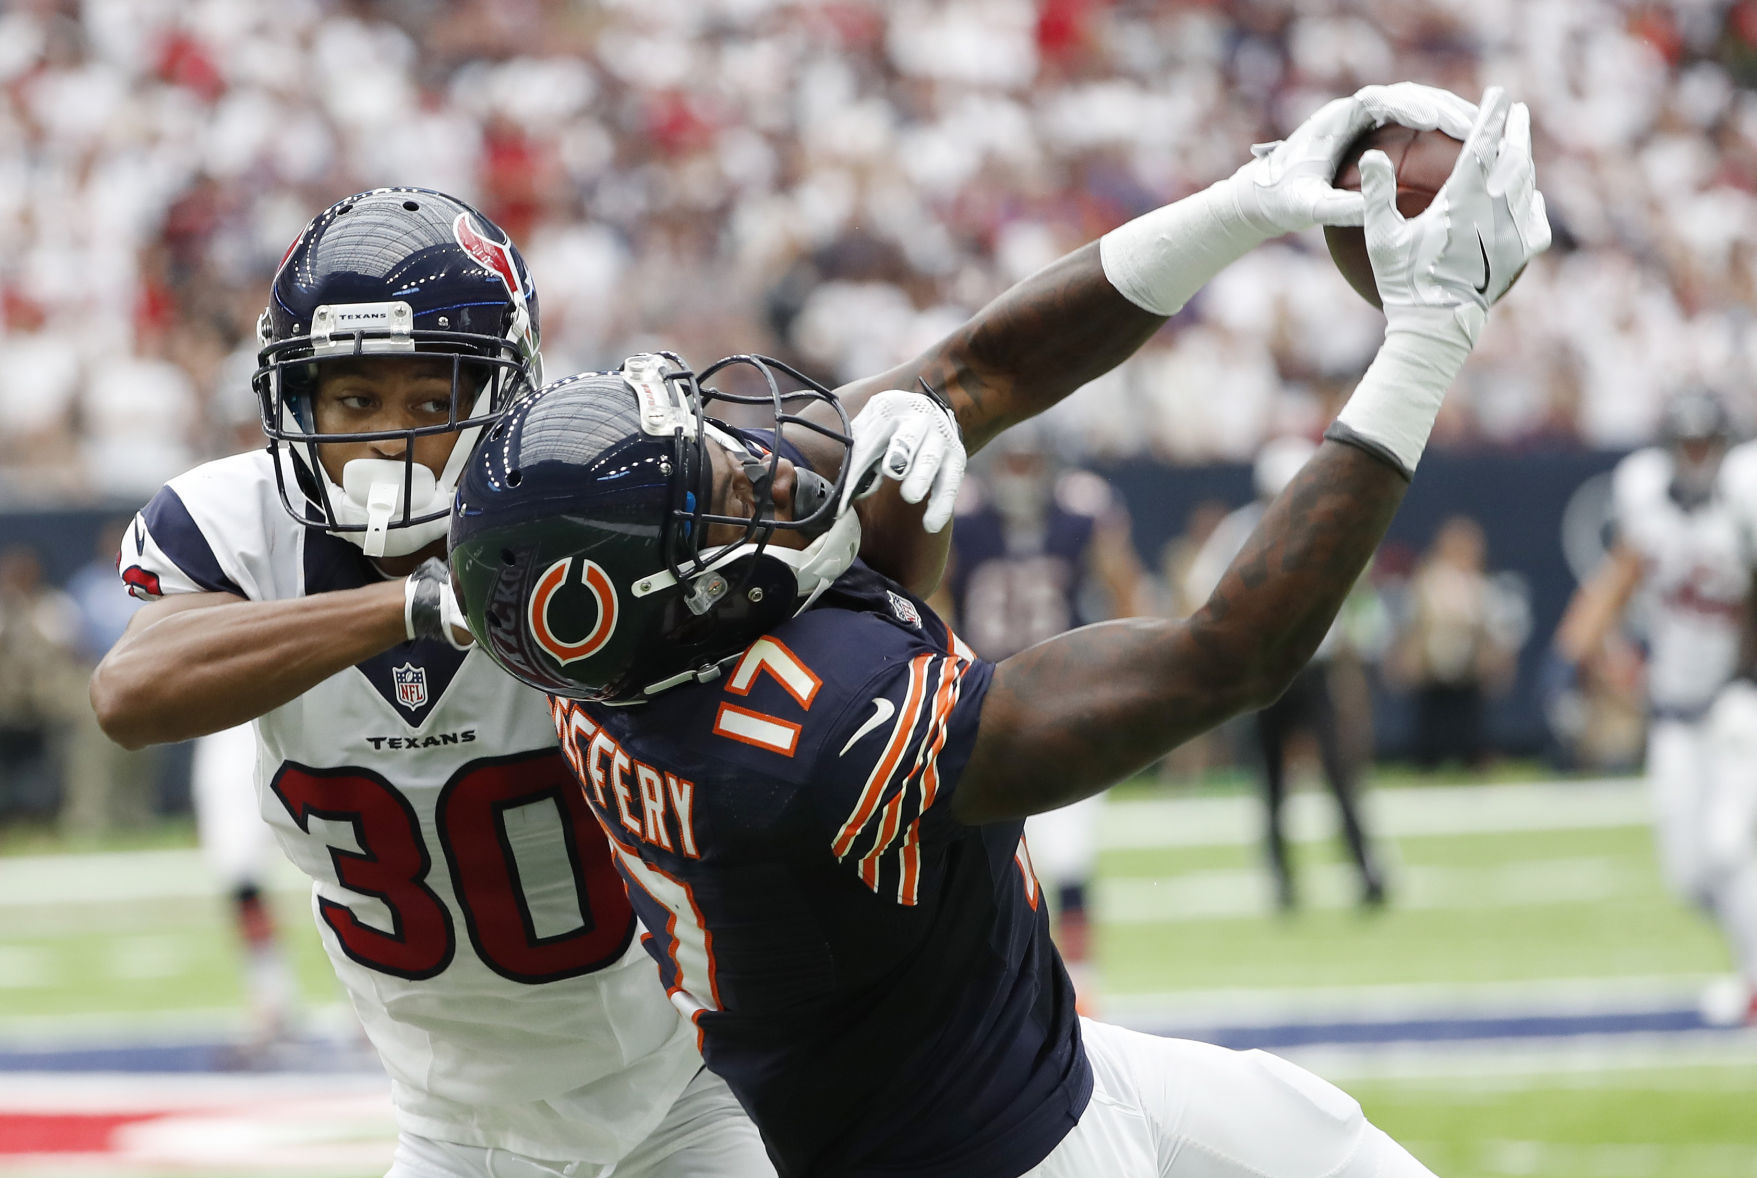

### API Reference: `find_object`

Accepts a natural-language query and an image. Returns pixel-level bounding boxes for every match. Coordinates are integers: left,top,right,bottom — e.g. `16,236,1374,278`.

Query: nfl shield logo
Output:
886,590,921,628
392,662,428,711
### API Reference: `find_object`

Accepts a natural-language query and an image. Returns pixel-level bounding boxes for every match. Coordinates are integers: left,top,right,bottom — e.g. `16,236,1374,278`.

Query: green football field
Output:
2,770,1754,1176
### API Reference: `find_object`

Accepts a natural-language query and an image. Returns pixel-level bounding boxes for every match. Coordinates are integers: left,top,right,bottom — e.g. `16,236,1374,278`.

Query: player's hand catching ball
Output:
406,556,474,650
1361,87,1551,342
841,385,966,533
1231,81,1480,235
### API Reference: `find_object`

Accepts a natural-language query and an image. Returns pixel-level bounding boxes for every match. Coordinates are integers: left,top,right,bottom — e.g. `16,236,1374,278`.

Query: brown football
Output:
1324,124,1462,309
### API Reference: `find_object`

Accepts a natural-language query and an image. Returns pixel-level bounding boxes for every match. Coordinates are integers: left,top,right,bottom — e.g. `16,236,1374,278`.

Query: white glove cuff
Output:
1099,177,1273,317
405,557,472,650
403,571,426,643
1330,308,1475,479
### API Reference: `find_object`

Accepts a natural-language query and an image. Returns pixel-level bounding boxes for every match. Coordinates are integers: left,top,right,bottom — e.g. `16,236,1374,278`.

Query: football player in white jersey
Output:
1554,389,1757,1024
90,189,776,1178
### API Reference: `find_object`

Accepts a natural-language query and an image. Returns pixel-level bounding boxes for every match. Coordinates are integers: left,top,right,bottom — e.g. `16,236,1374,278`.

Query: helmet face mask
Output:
254,189,542,558
450,352,859,704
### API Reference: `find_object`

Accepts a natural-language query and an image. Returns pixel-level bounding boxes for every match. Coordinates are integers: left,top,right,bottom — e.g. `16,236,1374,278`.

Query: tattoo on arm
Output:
954,440,1407,823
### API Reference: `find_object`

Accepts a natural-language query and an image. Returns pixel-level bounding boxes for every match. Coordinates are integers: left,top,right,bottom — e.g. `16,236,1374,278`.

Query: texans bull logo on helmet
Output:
454,212,526,302
527,557,620,667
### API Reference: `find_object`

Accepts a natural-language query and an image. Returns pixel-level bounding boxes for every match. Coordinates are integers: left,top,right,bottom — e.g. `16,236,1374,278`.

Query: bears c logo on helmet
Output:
527,558,619,667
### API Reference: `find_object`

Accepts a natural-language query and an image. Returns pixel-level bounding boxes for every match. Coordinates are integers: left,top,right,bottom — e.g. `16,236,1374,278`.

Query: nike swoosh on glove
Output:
1360,86,1552,342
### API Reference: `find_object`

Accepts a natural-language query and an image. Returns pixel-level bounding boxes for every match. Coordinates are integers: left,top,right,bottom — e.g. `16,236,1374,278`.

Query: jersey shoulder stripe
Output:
852,654,970,904
127,452,285,602
138,486,246,597
831,652,933,859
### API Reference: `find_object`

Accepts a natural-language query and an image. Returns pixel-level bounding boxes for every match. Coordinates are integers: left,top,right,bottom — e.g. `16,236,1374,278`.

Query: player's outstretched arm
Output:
830,84,1476,590
836,83,1480,452
953,89,1549,824
91,560,468,749
957,441,1404,822
91,587,405,748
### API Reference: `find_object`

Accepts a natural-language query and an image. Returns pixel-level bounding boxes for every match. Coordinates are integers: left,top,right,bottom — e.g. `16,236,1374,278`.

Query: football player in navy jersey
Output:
452,88,1549,1177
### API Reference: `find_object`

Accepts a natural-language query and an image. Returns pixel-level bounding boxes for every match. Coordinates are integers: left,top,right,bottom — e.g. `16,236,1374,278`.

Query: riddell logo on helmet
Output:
528,558,619,666
453,213,524,300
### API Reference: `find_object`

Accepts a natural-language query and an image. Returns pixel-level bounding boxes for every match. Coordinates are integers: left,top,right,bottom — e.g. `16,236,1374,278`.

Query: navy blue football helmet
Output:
254,187,542,557
449,353,858,702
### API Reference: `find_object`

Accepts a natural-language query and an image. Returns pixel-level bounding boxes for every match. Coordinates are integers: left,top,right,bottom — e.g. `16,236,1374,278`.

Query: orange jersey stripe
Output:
831,653,931,858
855,655,963,891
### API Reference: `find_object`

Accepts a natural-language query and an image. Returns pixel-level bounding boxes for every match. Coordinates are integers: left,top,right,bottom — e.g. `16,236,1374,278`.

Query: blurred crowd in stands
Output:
0,0,1738,824
3,0,1757,505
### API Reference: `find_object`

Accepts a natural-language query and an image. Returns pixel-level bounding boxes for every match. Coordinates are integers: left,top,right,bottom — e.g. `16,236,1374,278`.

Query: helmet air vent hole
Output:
500,549,517,566
506,469,522,487
403,200,420,211
337,203,352,214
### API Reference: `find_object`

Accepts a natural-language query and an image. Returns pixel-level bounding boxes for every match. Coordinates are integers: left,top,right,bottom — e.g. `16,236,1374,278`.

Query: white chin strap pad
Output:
339,459,442,558
768,508,862,601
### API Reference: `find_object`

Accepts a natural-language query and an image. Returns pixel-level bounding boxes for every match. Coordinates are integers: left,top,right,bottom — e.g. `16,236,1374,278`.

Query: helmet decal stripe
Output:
453,213,525,301
529,558,619,666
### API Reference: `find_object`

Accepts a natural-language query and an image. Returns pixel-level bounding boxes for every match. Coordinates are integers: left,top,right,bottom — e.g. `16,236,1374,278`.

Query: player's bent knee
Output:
1236,1052,1436,1178
1346,1125,1439,1178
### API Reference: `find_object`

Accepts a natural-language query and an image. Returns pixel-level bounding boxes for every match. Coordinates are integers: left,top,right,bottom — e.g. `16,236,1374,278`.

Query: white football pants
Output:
1026,1020,1434,1178
387,1067,773,1178
192,721,273,890
1668,686,1757,985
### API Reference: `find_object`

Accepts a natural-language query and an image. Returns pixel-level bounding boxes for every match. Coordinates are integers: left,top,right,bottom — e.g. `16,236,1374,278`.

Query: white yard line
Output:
1474,1139,1757,1177
0,780,1649,910
1099,778,1649,849
0,1070,390,1110
1097,854,1634,923
1104,973,1725,1026
0,1003,359,1043
0,848,309,908
1281,1030,1757,1085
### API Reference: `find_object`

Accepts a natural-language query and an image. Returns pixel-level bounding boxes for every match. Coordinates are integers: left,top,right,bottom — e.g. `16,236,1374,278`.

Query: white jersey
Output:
1613,446,1750,715
122,451,701,1160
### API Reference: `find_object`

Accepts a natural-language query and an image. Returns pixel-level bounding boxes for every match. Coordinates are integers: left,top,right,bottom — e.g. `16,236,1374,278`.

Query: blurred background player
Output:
932,424,1149,1008
1391,515,1522,771
191,722,301,1053
1184,436,1387,911
1552,389,1757,1023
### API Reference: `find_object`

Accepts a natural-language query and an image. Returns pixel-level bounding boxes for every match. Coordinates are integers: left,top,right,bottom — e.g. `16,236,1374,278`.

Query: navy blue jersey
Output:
945,472,1115,660
550,565,1089,1178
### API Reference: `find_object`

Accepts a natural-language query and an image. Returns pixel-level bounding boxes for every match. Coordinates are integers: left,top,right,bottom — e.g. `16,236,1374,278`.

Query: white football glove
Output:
1361,87,1552,341
405,556,473,650
1331,87,1551,477
840,386,966,534
1232,82,1481,235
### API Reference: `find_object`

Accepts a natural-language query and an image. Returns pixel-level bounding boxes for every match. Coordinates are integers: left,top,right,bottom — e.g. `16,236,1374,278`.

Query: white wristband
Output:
403,570,426,643
1098,178,1273,317
1330,308,1474,478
